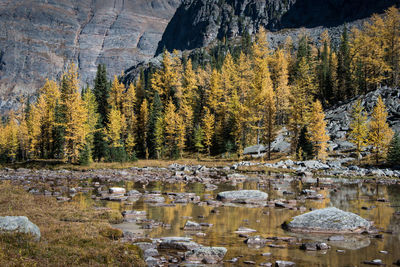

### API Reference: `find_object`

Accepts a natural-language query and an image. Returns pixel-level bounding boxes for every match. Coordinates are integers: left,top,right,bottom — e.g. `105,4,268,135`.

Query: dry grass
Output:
0,182,145,266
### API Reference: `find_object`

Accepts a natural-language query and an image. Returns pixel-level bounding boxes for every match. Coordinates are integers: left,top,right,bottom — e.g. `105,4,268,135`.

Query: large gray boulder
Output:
217,190,268,203
285,207,372,234
185,247,227,264
159,237,201,250
0,216,41,241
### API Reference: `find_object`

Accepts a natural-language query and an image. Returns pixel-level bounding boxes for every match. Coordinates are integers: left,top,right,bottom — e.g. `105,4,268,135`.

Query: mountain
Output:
0,0,181,111
156,0,399,54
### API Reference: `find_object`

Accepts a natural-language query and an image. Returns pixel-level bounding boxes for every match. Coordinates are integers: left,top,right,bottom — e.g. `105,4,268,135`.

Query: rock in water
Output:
109,187,126,194
217,190,268,204
184,220,202,230
284,207,372,234
0,216,41,241
185,247,227,264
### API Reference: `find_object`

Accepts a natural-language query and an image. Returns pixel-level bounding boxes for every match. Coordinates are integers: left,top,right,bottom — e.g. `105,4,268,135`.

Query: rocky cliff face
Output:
0,0,181,111
157,0,399,54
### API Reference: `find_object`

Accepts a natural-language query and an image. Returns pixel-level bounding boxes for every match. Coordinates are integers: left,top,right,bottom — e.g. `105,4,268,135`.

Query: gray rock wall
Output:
157,0,399,54
0,0,181,112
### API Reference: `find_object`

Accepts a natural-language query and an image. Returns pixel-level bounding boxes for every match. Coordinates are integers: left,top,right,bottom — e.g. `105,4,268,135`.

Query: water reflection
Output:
72,179,400,267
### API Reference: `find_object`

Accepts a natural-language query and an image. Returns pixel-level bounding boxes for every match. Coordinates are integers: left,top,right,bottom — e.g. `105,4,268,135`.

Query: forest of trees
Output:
0,7,399,165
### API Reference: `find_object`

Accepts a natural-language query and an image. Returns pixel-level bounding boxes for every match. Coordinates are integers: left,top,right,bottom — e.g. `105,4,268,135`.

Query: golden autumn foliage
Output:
308,100,330,161
368,95,394,163
106,108,125,148
348,100,369,161
61,64,87,163
1,7,399,164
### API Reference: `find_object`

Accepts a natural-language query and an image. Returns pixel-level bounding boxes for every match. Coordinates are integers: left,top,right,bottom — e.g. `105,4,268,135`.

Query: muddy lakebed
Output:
1,164,400,266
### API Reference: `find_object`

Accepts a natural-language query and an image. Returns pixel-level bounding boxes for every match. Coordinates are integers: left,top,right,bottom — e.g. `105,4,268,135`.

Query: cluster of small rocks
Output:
234,159,400,178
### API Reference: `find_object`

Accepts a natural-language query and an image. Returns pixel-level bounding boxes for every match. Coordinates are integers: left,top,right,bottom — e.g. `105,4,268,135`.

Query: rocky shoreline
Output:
0,164,399,266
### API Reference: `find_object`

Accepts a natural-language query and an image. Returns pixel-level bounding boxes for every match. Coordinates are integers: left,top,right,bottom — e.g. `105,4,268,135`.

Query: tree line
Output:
0,7,399,165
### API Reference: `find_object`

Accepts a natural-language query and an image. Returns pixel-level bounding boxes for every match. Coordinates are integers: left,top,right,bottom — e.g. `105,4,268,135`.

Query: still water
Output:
76,179,400,266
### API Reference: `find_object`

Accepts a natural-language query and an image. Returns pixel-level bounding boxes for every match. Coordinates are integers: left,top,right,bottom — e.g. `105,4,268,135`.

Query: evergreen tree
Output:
93,64,109,125
337,25,353,100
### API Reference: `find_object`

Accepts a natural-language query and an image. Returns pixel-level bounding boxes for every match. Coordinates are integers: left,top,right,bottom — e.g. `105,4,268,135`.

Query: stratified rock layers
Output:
0,0,181,110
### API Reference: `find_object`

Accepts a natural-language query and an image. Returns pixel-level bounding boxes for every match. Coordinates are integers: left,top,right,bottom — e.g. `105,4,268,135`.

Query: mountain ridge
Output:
156,0,399,54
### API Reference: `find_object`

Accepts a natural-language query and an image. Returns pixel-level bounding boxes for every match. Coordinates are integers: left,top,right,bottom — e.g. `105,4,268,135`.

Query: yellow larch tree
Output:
228,88,244,155
308,100,330,161
154,115,164,159
139,99,149,159
221,52,237,100
106,107,125,148
202,107,215,155
237,52,253,145
175,114,186,158
3,112,19,162
123,83,137,159
60,63,87,163
250,26,273,145
82,87,99,149
348,100,369,162
207,69,223,114
180,58,196,139
39,79,60,157
288,57,316,151
368,95,394,164
379,6,400,86
262,79,277,160
164,99,178,158
171,50,183,104
271,48,290,125
27,101,42,158
123,83,137,131
109,75,125,112
17,109,29,161
350,18,390,92
151,50,182,102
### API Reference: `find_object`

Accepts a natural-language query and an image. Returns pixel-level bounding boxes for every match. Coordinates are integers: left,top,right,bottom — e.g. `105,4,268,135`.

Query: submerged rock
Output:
0,216,41,241
109,187,126,194
245,235,268,246
275,260,296,267
217,190,268,203
159,237,200,250
235,227,257,234
184,220,202,230
284,207,372,234
185,246,227,264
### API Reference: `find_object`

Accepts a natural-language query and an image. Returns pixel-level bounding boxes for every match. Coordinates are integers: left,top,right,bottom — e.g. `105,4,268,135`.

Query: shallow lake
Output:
74,178,400,266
